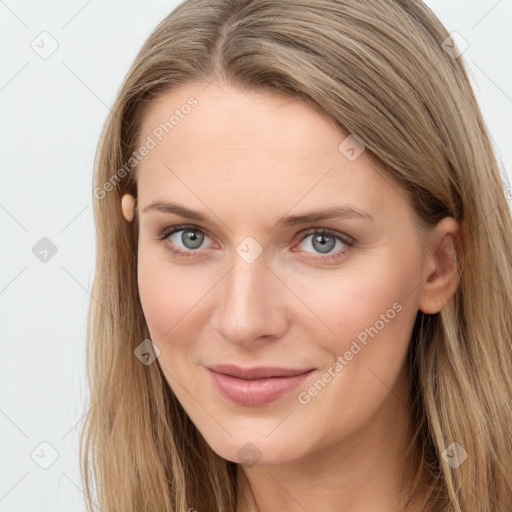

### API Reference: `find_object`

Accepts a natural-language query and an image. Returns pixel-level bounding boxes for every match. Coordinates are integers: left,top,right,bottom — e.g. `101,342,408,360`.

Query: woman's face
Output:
123,81,456,466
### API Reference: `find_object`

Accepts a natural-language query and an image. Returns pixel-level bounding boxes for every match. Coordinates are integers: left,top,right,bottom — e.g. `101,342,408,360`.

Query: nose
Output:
210,251,289,346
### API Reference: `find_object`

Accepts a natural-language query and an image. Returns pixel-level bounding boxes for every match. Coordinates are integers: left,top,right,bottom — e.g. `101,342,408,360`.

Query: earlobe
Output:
418,218,461,314
121,194,136,222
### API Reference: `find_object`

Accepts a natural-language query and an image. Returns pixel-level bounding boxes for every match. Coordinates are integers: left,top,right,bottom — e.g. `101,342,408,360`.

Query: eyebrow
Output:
141,200,374,228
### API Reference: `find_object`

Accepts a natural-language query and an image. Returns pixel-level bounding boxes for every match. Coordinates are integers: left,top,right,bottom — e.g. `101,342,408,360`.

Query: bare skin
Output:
121,80,460,511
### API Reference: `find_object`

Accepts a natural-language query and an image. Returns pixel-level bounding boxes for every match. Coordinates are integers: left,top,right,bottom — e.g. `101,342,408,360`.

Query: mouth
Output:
206,364,315,407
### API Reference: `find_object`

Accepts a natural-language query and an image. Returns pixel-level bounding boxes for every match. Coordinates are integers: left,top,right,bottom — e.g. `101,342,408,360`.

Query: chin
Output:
200,429,307,466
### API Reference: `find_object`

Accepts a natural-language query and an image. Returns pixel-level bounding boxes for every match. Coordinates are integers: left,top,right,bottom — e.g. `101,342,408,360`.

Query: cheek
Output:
137,246,201,343
291,256,419,440
137,253,169,339
137,253,212,406
292,253,417,353
290,250,421,422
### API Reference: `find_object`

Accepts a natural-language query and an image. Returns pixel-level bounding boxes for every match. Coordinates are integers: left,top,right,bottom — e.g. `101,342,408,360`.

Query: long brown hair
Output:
80,1,512,510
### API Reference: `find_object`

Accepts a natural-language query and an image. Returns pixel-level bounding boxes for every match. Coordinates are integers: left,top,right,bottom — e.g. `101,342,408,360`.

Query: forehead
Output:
139,81,342,155
135,81,408,220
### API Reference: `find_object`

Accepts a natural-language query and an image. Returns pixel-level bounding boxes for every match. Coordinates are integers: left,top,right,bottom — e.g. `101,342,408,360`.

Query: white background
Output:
1,1,511,510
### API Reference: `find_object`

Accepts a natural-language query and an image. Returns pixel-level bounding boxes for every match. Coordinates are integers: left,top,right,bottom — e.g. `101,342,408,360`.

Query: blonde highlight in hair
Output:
81,1,512,510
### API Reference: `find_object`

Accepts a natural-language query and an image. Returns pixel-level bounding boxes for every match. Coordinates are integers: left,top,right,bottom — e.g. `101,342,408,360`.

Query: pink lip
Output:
207,365,315,407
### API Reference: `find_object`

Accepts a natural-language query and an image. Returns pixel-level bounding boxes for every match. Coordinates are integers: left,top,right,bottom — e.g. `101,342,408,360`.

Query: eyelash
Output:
157,224,355,262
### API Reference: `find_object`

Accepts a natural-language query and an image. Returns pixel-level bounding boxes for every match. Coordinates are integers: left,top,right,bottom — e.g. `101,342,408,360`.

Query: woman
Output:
81,1,512,510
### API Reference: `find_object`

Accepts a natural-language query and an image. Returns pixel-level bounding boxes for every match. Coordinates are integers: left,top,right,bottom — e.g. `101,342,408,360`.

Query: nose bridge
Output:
212,247,287,344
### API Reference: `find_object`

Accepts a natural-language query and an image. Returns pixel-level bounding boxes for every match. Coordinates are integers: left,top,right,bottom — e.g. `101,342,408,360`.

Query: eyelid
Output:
159,224,354,241
158,223,213,240
294,227,355,245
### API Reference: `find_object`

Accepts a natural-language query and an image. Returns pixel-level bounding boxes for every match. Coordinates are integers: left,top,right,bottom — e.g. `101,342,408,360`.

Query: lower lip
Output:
207,369,314,407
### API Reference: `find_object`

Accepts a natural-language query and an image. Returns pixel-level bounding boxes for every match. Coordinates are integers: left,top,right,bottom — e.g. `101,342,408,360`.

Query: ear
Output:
418,217,462,314
121,194,136,222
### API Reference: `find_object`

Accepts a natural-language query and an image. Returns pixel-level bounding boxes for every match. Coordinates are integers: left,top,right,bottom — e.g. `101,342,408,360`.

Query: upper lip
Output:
207,364,314,380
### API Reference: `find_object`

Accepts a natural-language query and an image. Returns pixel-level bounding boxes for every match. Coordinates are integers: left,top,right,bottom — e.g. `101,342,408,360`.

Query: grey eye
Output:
299,233,343,254
310,233,337,253
171,229,205,250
